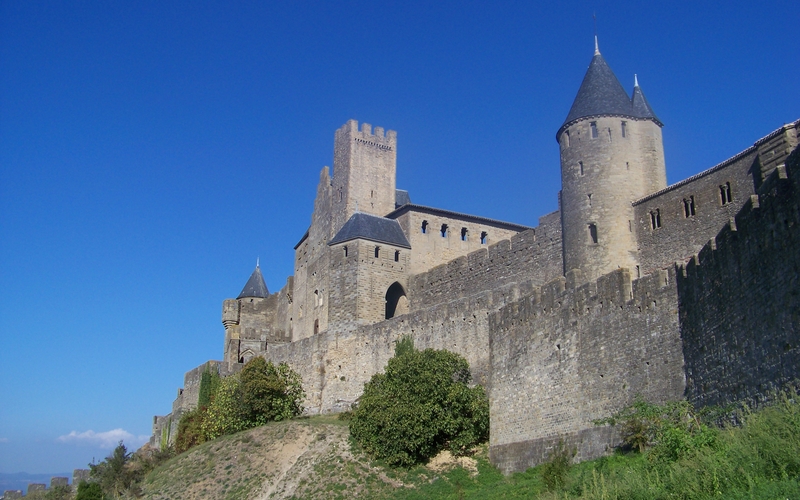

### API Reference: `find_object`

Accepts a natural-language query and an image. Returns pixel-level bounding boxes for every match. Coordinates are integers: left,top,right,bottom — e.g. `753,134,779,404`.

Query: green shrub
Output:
349,336,489,467
240,357,305,425
175,406,208,453
540,441,574,491
75,481,105,500
202,375,247,440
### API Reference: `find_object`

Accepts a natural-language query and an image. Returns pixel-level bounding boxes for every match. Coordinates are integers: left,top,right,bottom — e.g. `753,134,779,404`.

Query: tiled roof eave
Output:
327,235,411,249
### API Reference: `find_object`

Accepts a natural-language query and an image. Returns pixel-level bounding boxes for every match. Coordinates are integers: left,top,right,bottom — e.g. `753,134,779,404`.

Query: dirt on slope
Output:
141,416,406,500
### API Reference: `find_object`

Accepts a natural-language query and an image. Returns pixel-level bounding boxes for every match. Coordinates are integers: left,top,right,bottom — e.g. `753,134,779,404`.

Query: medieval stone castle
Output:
152,41,800,473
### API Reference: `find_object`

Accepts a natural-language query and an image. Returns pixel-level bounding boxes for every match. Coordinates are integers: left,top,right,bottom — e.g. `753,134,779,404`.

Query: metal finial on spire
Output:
634,74,639,87
256,257,260,268
594,35,600,55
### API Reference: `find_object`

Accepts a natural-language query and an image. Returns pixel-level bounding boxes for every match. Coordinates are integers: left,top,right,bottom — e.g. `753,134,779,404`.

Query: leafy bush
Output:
240,357,305,425
75,481,105,500
202,375,247,440
174,406,208,453
595,397,716,462
349,336,489,467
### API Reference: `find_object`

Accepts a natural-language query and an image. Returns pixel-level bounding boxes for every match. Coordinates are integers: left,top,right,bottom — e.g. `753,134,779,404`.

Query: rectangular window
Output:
590,122,598,138
394,250,400,262
480,231,488,244
588,223,598,244
421,220,428,234
461,227,468,241
621,121,627,137
683,196,696,217
441,224,448,237
375,246,380,258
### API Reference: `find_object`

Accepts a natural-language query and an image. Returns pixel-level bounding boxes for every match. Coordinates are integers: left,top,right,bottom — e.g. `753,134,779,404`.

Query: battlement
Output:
339,119,397,147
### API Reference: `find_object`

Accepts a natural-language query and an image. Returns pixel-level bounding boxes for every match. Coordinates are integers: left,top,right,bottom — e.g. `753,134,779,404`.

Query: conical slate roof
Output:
631,81,659,121
561,53,633,127
237,265,269,299
329,212,411,248
557,43,662,140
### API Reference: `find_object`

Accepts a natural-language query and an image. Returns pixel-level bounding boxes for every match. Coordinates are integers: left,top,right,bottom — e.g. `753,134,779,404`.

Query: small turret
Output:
558,39,667,282
237,262,269,299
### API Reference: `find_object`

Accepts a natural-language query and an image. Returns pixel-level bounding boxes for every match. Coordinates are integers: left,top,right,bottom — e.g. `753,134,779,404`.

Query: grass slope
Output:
143,395,800,500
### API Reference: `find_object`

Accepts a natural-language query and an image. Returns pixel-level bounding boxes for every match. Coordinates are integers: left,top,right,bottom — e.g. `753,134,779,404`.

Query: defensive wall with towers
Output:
151,40,800,473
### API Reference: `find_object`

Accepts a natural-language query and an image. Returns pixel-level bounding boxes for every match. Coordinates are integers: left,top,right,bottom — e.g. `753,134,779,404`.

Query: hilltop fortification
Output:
152,41,800,473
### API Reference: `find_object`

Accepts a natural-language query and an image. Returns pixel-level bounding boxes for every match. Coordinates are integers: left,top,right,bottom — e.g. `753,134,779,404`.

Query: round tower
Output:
557,39,666,282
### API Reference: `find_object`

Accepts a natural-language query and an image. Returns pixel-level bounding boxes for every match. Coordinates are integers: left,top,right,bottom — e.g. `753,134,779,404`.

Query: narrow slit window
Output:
590,121,598,138
588,223,598,244
621,121,627,137
626,161,630,170
394,250,400,262
607,128,612,141
375,246,380,258
579,161,584,176
587,193,592,207
421,220,428,234
440,224,448,237
480,231,488,244
343,245,348,257
720,183,732,205
461,227,468,241
564,130,570,147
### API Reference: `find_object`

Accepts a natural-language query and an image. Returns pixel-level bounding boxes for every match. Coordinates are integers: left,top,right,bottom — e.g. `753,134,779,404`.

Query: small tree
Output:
239,357,305,426
75,481,105,500
349,337,489,467
89,441,134,499
202,375,247,439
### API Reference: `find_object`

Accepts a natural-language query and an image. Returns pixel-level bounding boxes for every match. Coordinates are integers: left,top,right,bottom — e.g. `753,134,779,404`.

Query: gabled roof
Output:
328,212,411,248
237,265,269,299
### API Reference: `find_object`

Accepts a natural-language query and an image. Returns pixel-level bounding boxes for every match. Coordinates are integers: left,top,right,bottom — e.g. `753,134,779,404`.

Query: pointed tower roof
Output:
631,75,660,122
237,264,269,299
558,39,662,140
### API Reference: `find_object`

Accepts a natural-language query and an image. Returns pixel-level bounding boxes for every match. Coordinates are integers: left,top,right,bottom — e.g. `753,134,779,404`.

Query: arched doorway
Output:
385,282,409,319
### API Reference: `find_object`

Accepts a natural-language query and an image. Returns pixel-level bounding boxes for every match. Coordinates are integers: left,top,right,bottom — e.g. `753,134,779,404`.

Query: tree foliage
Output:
75,481,105,500
240,357,305,425
201,375,247,440
89,441,135,499
349,336,490,467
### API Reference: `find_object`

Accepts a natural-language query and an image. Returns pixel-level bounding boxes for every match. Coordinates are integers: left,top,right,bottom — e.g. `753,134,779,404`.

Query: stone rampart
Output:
488,267,685,474
264,283,527,414
679,147,800,408
408,210,562,310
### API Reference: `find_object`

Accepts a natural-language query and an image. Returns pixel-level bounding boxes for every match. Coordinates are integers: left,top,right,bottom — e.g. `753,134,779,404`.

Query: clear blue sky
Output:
1,1,798,473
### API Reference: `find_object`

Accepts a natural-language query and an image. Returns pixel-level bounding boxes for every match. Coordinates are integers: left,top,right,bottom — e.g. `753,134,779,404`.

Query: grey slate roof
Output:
237,266,269,299
558,52,662,139
386,204,532,232
395,189,411,208
631,84,659,121
329,212,411,248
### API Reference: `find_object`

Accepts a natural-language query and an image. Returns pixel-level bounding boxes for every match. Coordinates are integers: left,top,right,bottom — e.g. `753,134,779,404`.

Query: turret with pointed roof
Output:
557,38,662,141
557,38,667,283
237,264,269,299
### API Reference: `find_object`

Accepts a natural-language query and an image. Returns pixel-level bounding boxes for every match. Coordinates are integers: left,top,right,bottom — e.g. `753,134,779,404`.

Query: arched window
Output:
421,220,428,233
385,282,409,319
480,231,488,244
440,224,448,237
461,227,468,241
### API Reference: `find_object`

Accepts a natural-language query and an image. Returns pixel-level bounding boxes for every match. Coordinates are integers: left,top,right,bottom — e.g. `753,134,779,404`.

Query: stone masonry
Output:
151,42,800,473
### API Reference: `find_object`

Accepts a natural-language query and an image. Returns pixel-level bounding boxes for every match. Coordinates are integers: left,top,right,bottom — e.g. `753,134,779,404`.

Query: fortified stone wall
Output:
408,210,562,310
264,282,528,414
635,122,798,275
391,206,530,276
634,149,757,275
679,146,800,408
488,267,685,474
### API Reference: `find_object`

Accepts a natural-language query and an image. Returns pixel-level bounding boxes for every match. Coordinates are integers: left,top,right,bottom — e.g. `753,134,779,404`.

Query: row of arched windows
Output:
421,220,488,244
649,183,733,231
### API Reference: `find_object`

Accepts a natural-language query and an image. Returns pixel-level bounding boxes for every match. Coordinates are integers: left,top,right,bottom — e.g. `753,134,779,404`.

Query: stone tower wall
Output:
292,167,334,341
331,120,397,235
559,117,666,281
